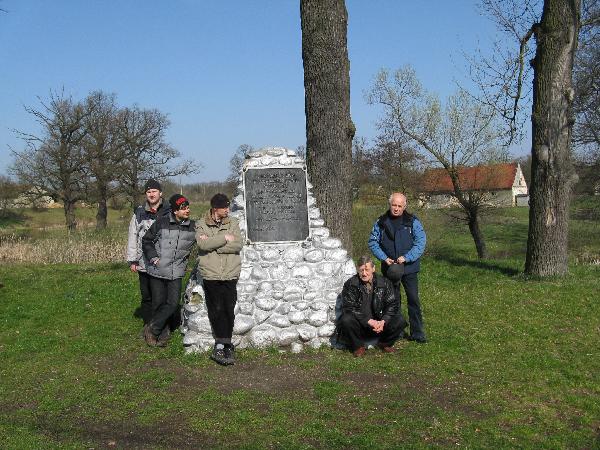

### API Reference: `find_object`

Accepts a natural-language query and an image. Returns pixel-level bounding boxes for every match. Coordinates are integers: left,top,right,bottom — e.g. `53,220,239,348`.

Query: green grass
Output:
0,198,599,448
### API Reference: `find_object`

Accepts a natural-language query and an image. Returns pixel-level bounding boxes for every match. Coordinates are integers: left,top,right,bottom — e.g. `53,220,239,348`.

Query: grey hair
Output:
388,192,407,205
356,255,375,268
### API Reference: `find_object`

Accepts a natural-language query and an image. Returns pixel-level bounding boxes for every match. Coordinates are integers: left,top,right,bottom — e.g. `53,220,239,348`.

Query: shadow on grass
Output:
434,253,521,277
0,210,27,228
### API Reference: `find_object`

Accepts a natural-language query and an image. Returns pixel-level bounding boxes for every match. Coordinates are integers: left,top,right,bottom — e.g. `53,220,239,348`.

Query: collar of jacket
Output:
351,272,384,289
204,210,230,226
144,199,163,212
169,212,190,226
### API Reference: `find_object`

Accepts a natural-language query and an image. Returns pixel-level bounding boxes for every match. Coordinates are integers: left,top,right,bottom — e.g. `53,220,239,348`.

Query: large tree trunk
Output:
64,200,77,232
468,213,488,259
525,0,580,276
96,198,108,230
300,0,355,253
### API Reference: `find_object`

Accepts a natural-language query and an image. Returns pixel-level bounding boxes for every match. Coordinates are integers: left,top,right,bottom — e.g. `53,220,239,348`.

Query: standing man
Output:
368,192,427,343
126,179,167,328
196,193,243,366
142,194,196,347
337,256,406,356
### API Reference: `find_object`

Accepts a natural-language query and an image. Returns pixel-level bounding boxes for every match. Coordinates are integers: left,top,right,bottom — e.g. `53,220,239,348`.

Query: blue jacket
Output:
368,211,426,274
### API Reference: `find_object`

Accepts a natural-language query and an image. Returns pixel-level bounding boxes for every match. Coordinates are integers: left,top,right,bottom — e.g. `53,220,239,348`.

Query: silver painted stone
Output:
296,324,317,342
250,266,269,281
261,248,280,261
257,281,273,292
307,278,324,291
310,302,328,312
292,265,311,278
318,238,342,250
237,302,254,315
233,315,255,334
282,247,304,263
274,303,291,315
310,218,325,227
318,323,336,337
255,295,277,311
268,314,292,328
292,301,309,311
302,292,318,301
304,249,324,263
290,342,303,353
254,309,273,324
278,328,300,346
307,311,328,327
269,265,289,280
326,249,348,261
289,310,306,324
248,325,279,347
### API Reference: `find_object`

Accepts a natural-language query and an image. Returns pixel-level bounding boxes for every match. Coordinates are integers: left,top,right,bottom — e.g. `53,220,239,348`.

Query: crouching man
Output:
337,256,407,357
142,194,196,347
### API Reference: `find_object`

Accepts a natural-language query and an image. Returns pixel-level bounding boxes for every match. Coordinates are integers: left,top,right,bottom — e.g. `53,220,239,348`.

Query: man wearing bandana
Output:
142,194,196,347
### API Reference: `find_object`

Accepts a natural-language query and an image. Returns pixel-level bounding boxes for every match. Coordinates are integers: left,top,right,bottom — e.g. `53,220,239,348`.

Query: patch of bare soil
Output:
33,413,212,450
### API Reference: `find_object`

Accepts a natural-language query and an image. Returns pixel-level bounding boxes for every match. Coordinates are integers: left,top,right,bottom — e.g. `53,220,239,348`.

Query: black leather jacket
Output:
341,273,398,327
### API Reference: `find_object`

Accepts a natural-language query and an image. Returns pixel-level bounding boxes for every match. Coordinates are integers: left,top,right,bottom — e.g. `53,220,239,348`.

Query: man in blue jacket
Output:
368,192,427,343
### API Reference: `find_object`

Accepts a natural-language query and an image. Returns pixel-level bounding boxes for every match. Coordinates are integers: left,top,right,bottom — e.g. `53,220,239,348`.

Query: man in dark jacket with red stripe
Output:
142,194,196,347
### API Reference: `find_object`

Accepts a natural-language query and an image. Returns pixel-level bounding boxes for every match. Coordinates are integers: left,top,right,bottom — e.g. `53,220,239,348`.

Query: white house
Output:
419,162,529,208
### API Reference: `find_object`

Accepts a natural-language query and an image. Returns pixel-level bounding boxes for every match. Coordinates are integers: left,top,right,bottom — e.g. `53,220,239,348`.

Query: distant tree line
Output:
9,90,200,230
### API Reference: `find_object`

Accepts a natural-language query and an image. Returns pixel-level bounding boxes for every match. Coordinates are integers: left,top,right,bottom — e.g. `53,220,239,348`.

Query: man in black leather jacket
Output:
337,256,407,357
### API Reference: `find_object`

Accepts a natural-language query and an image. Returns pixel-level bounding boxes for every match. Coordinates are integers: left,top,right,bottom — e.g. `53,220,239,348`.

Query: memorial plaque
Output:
244,167,309,242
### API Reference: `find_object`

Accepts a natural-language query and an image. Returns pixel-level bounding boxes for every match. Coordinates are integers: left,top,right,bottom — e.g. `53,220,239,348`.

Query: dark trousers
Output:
338,314,405,351
148,276,182,337
382,268,426,340
138,271,153,325
203,279,238,344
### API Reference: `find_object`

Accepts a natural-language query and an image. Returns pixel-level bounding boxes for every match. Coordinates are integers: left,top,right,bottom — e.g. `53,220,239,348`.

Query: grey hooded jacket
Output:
126,201,168,272
142,212,196,280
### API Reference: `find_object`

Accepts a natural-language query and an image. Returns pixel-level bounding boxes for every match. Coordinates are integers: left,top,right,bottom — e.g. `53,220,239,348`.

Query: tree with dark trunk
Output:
473,0,582,275
82,91,124,230
525,0,581,276
300,0,355,253
11,92,90,231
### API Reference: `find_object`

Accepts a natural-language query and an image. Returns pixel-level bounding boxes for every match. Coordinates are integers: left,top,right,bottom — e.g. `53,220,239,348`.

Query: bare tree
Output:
366,66,508,259
82,91,125,230
11,92,90,231
227,144,254,185
115,105,200,208
301,0,355,252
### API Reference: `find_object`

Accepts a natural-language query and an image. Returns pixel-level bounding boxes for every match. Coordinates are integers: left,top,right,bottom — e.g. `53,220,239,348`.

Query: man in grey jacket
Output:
126,179,167,326
142,194,196,347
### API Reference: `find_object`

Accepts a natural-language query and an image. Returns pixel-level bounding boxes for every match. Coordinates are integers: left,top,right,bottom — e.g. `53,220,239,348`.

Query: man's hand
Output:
396,256,406,264
198,234,208,240
367,319,385,333
224,234,235,242
130,263,138,273
384,258,394,266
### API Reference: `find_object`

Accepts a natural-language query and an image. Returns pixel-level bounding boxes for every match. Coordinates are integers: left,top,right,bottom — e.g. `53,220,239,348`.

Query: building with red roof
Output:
419,162,529,208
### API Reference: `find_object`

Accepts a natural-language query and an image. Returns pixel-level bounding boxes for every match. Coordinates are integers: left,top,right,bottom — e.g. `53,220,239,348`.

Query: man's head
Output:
389,192,407,218
356,255,375,284
210,193,230,221
169,194,190,221
144,179,162,207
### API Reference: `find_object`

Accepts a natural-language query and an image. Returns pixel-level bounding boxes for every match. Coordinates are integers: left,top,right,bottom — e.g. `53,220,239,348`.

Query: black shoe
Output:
224,344,236,365
407,335,427,344
210,344,229,366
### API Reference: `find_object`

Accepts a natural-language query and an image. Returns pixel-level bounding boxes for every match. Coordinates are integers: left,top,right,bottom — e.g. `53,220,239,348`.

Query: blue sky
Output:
0,1,526,182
